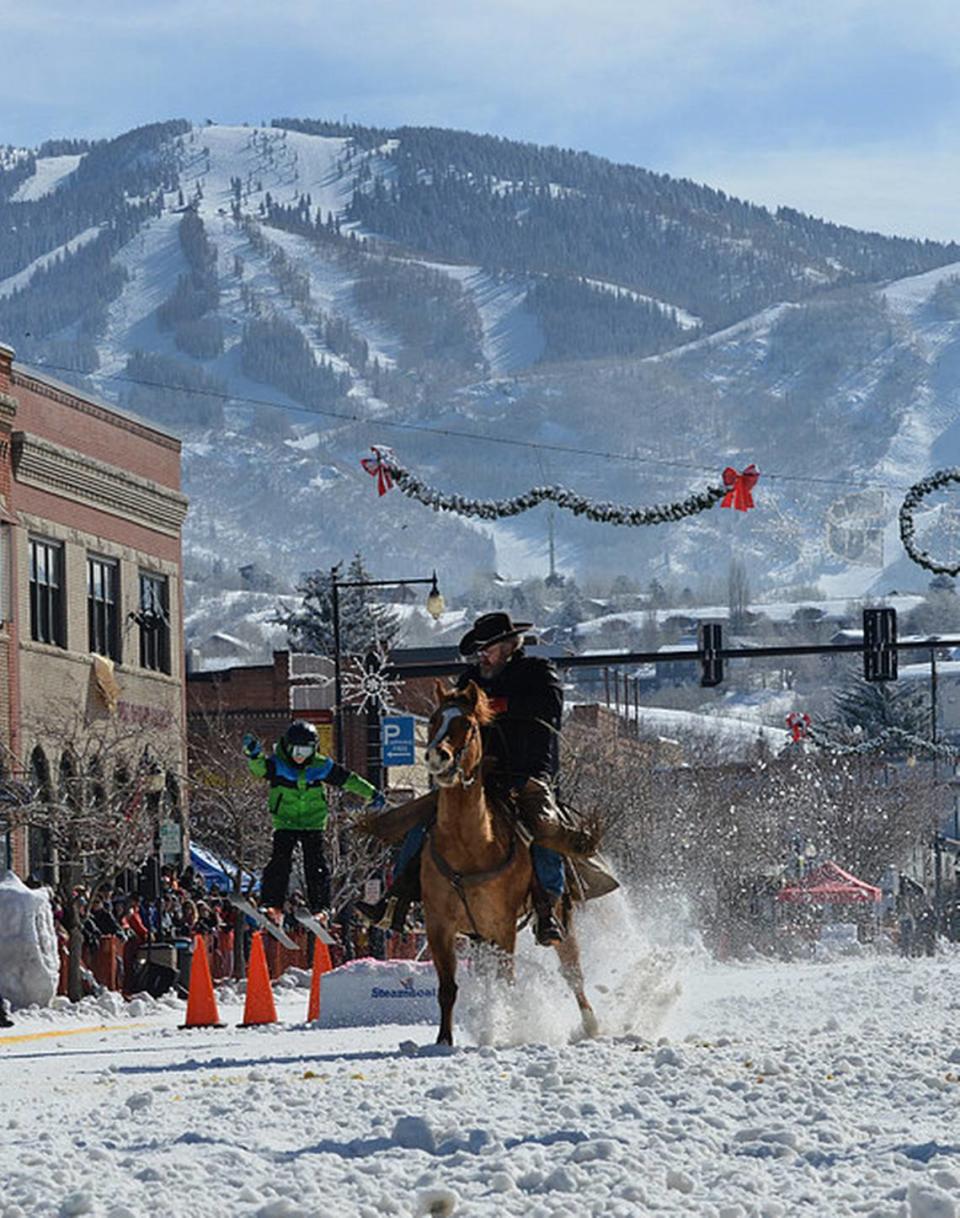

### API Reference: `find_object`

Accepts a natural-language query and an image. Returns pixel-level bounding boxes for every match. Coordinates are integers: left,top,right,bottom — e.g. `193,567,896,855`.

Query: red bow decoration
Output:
785,711,811,743
721,463,759,511
360,447,394,496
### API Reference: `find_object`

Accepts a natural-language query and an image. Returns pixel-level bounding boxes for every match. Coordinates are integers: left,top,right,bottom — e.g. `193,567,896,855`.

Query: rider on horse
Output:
355,611,596,944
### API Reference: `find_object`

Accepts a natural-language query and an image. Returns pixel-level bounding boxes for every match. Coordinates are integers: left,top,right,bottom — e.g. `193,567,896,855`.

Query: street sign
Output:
381,714,415,766
159,820,182,864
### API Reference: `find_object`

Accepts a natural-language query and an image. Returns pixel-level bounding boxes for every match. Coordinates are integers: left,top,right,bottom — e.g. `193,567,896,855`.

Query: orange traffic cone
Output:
307,936,333,1022
179,935,225,1028
239,932,278,1027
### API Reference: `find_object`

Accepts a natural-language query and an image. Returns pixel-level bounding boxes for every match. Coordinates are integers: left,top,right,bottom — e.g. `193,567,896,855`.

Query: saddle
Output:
355,776,619,904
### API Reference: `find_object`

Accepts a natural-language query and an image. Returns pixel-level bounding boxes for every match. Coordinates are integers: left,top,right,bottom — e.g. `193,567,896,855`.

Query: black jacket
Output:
456,649,563,786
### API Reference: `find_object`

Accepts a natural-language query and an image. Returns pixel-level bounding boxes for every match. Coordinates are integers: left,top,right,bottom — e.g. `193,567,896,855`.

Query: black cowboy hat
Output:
459,611,533,657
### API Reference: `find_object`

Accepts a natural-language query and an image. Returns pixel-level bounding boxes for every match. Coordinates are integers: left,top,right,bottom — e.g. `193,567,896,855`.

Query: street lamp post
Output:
330,567,444,768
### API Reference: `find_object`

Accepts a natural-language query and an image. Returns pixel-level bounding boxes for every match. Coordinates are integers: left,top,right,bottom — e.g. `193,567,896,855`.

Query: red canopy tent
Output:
775,860,882,904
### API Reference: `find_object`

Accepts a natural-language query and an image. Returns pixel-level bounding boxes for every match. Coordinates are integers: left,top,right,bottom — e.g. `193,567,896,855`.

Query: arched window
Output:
59,752,80,813
30,746,51,799
27,746,54,885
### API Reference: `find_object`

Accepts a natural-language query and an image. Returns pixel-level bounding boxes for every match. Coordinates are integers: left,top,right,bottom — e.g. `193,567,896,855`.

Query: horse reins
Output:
427,826,517,939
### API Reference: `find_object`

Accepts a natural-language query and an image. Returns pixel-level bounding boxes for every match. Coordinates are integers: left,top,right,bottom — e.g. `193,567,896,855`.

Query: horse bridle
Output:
427,704,481,788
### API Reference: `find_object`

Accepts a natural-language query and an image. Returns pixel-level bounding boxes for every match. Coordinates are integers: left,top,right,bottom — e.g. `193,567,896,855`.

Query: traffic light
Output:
863,607,897,682
699,622,724,687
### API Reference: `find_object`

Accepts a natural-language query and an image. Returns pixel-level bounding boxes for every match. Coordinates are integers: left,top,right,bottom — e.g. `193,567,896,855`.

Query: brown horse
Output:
420,679,599,1045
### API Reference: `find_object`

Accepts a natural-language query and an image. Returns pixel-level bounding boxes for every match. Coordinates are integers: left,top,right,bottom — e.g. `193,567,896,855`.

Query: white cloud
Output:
5,0,960,242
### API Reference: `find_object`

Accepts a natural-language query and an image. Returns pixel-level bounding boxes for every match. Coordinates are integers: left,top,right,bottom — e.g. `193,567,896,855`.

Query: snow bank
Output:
0,870,59,1008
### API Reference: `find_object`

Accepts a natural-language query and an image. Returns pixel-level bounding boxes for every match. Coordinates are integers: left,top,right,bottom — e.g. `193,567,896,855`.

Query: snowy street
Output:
3,915,960,1218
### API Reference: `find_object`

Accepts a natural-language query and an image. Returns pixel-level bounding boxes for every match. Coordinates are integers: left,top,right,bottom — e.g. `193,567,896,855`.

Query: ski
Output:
291,908,337,946
225,894,299,950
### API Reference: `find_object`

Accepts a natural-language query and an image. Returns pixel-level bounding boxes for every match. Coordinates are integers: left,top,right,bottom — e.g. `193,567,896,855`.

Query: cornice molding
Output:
0,392,17,422
11,370,180,452
12,432,188,537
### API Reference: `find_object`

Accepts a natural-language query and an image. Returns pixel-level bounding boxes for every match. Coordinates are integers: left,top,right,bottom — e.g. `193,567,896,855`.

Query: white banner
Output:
318,958,437,1027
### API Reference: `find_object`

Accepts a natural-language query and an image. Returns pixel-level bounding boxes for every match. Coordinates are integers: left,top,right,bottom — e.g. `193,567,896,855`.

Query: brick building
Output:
187,649,439,794
187,650,336,760
0,343,188,879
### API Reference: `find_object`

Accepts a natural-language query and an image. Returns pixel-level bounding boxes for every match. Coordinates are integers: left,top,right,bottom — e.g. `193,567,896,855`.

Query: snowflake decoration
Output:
341,644,402,713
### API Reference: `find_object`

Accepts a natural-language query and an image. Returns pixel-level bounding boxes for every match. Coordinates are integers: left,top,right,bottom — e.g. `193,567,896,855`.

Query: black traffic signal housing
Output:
699,622,724,687
863,607,897,682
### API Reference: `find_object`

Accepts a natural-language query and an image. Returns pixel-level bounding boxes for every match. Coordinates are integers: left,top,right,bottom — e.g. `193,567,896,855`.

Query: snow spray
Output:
456,884,698,1046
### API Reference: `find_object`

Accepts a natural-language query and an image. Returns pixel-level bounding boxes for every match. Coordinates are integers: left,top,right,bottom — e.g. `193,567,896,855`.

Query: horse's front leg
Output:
427,923,458,1045
554,922,599,1039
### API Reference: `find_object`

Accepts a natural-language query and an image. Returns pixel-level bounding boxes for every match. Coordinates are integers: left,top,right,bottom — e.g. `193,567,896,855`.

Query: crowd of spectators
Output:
44,863,422,997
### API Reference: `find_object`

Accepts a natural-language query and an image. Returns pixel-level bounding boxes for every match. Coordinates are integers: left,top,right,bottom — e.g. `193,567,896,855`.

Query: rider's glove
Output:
367,790,387,812
242,732,262,758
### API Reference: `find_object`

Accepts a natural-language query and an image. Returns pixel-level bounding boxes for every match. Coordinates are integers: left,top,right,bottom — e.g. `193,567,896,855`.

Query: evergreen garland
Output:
361,446,744,526
899,467,960,575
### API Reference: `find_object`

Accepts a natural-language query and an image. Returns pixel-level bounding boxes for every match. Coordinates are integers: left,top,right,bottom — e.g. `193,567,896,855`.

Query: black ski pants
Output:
261,829,330,913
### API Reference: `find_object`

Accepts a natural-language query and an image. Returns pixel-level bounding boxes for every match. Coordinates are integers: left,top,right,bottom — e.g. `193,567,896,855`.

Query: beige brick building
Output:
0,343,188,880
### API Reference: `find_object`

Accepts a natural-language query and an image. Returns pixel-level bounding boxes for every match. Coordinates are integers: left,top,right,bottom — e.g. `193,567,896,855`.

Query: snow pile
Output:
0,869,59,1008
318,957,438,1027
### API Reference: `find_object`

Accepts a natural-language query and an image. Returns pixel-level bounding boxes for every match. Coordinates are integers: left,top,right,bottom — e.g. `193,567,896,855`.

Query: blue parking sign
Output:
381,714,415,766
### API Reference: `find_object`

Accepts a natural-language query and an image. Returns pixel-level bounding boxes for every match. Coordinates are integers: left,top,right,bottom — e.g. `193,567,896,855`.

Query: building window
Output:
139,572,170,673
88,555,120,660
0,524,10,625
29,538,65,646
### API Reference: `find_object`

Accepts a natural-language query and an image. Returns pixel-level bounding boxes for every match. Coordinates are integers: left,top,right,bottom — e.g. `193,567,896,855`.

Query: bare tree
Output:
187,706,391,962
5,711,177,1000
561,716,945,954
727,558,751,633
185,707,273,975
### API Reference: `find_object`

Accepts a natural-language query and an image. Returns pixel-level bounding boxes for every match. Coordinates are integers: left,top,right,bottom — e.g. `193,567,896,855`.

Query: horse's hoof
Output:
580,1007,600,1039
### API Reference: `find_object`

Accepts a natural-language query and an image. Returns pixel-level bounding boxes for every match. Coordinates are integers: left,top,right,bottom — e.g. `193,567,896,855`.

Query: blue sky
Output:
5,0,960,240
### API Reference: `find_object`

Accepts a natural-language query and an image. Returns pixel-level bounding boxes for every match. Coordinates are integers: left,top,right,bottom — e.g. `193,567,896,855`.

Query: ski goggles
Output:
290,745,313,762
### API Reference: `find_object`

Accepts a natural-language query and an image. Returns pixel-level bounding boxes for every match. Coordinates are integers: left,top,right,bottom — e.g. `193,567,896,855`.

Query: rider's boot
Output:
355,865,418,933
531,880,564,946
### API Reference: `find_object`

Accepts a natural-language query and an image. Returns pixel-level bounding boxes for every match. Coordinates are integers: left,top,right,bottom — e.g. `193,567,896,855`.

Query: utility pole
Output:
931,647,939,781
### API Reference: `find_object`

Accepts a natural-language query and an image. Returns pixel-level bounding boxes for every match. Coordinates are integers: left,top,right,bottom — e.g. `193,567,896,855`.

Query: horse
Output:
420,679,598,1046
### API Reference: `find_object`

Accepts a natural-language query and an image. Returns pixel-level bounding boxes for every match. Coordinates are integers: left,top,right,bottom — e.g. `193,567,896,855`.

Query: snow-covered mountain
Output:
4,118,960,617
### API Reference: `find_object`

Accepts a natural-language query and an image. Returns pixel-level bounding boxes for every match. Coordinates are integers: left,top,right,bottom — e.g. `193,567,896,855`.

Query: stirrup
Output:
534,908,564,946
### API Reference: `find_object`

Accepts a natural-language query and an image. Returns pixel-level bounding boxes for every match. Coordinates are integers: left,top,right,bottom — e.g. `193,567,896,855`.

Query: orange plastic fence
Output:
56,925,413,997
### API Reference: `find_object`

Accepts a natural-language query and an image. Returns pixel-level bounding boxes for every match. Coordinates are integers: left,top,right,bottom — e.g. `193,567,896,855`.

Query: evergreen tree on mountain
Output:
277,553,401,659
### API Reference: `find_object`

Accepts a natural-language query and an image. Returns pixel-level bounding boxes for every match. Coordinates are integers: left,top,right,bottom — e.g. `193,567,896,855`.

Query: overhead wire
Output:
16,356,923,494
